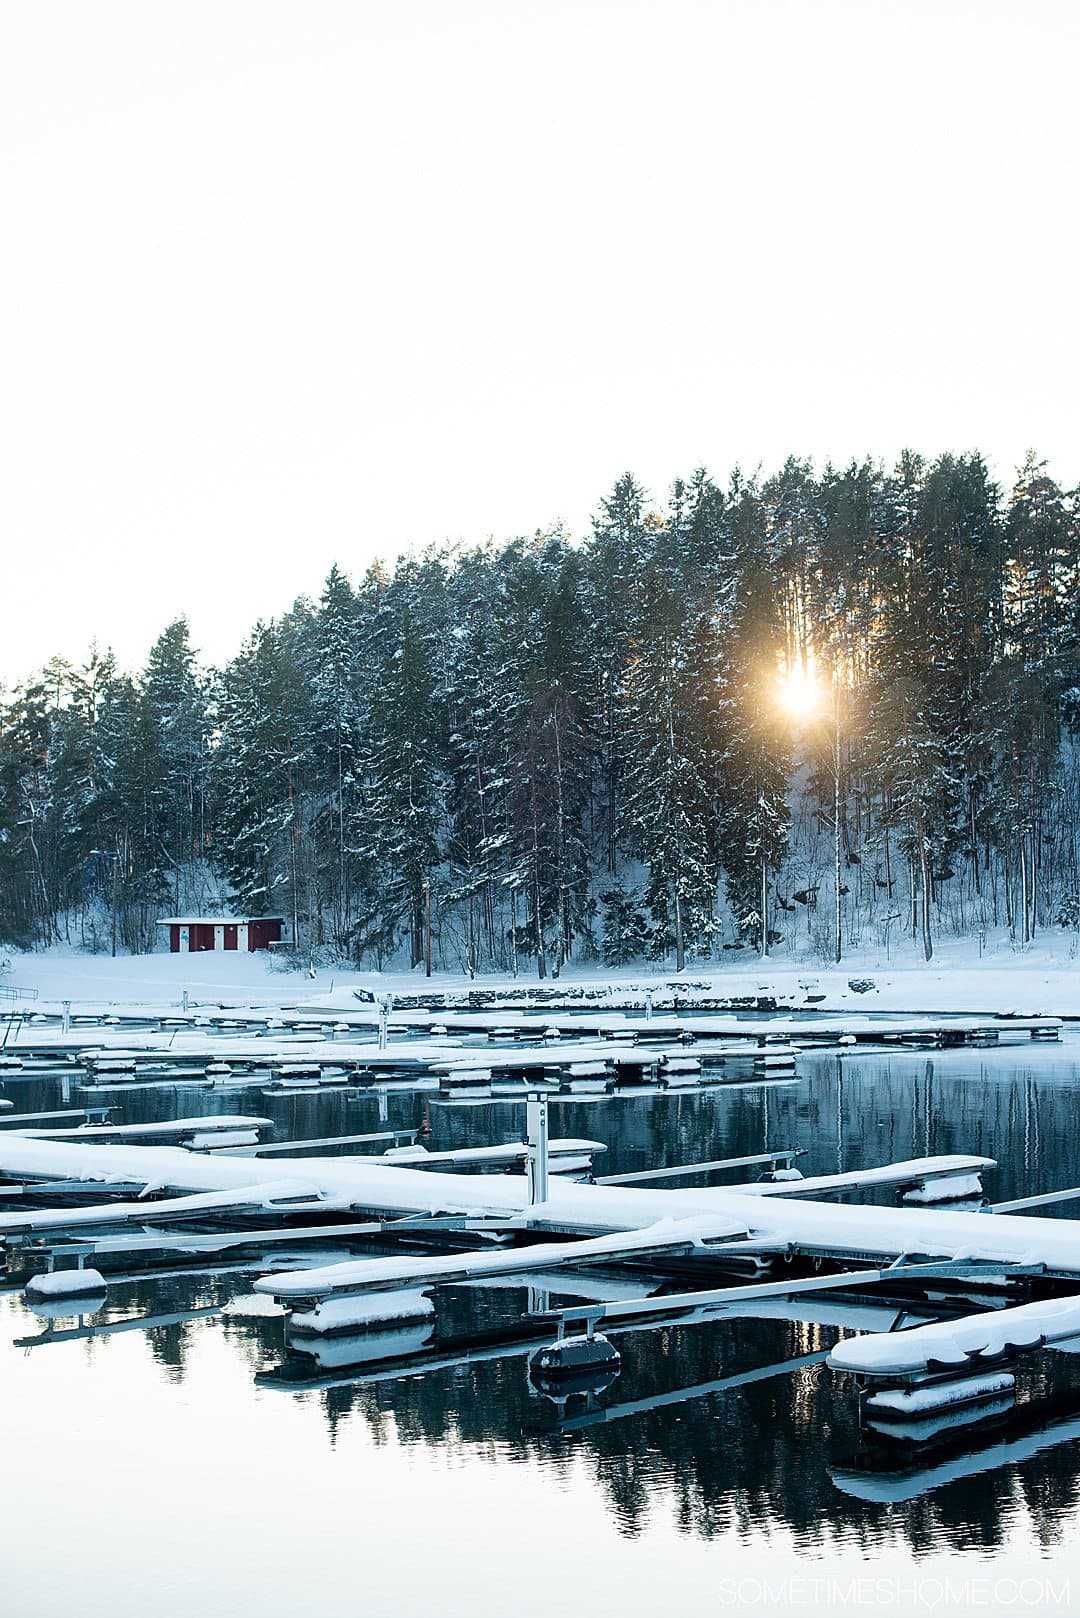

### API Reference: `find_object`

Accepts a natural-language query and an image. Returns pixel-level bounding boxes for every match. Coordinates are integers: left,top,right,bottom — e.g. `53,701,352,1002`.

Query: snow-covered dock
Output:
4,1011,1061,1067
8,1114,272,1147
829,1294,1080,1381
3,1069,1080,1458
0,1128,1042,1355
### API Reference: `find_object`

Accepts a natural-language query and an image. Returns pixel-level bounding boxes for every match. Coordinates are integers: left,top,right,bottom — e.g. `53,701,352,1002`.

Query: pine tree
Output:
861,676,954,960
717,473,791,953
212,622,312,944
621,481,723,969
353,572,442,967
141,618,211,914
583,475,650,876
300,567,362,950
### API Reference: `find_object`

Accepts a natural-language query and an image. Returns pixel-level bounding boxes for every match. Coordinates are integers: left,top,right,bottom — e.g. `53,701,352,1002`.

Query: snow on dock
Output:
9,1114,273,1144
731,1155,993,1201
0,1137,1039,1272
3,969,1078,1489
0,1176,340,1236
290,1290,435,1335
4,1012,1061,1075
13,1131,1080,1350
829,1294,1080,1379
25,1267,107,1299
252,1217,748,1303
1,1042,1078,1463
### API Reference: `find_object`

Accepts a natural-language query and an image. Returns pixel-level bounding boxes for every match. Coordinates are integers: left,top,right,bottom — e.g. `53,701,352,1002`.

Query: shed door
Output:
223,925,238,951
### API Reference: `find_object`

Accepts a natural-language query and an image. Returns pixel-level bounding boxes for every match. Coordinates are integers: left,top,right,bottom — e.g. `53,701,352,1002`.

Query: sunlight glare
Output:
776,663,823,720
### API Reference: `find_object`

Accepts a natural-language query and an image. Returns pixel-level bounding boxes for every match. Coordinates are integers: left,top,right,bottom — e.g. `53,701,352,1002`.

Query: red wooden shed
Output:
156,917,286,953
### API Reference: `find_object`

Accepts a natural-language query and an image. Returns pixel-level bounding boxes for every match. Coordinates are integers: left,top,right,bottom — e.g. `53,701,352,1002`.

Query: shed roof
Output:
156,916,285,926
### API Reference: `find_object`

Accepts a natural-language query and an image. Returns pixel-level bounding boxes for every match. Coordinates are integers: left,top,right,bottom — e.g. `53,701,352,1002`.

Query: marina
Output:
3,977,1080,1615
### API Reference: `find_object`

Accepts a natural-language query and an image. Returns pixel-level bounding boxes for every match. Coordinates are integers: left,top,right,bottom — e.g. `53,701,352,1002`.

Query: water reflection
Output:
4,1040,1080,1584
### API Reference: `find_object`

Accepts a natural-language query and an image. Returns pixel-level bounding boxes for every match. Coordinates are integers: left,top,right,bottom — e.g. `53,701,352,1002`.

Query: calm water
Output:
3,1038,1080,1616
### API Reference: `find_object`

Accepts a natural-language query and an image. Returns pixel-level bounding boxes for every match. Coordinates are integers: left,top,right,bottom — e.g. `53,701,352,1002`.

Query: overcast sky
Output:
2,0,1077,681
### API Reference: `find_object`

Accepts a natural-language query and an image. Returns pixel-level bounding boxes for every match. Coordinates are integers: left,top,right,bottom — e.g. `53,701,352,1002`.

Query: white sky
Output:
2,0,1078,682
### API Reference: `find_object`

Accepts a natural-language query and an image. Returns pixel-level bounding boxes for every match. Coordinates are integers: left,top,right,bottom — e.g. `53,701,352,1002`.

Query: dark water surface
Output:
3,1039,1080,1616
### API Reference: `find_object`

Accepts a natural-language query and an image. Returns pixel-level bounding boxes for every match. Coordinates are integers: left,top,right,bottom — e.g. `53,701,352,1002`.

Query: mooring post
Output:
182,990,189,1013
644,989,653,1024
61,1000,70,1034
526,1091,549,1204
378,995,392,1051
528,1284,550,1316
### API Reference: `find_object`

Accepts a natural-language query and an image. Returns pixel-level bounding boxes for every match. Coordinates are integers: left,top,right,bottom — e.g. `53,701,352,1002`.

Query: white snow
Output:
831,1293,1080,1375
290,1289,435,1332
730,1155,992,1197
13,1115,271,1141
863,1395,1018,1445
255,1217,746,1300
25,1268,107,1297
902,1173,986,1203
865,1372,1015,1413
3,932,1077,1018
186,1130,261,1149
543,1331,614,1351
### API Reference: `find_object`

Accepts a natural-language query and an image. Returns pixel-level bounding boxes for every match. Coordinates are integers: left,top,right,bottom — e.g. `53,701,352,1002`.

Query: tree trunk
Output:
530,769,546,979
534,868,547,980
553,703,566,977
833,720,842,965
916,806,933,961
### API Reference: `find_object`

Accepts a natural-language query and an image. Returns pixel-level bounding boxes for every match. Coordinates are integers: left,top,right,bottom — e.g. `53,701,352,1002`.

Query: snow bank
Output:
5,934,1078,1017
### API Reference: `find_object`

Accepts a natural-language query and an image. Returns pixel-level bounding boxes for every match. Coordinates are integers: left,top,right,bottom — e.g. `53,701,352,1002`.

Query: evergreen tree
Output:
3,450,1078,968
861,676,954,960
718,473,791,953
583,474,650,875
212,622,312,943
353,574,442,967
141,618,210,914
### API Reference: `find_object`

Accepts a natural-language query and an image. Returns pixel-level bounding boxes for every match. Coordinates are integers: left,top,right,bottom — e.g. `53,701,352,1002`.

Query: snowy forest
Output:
2,451,1078,973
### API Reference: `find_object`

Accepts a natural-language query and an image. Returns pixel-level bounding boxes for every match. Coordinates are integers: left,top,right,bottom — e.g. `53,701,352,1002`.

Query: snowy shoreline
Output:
4,933,1077,1019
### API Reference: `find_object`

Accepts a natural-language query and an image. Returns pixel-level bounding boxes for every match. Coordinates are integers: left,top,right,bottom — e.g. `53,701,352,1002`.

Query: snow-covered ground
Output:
2,928,1077,1015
